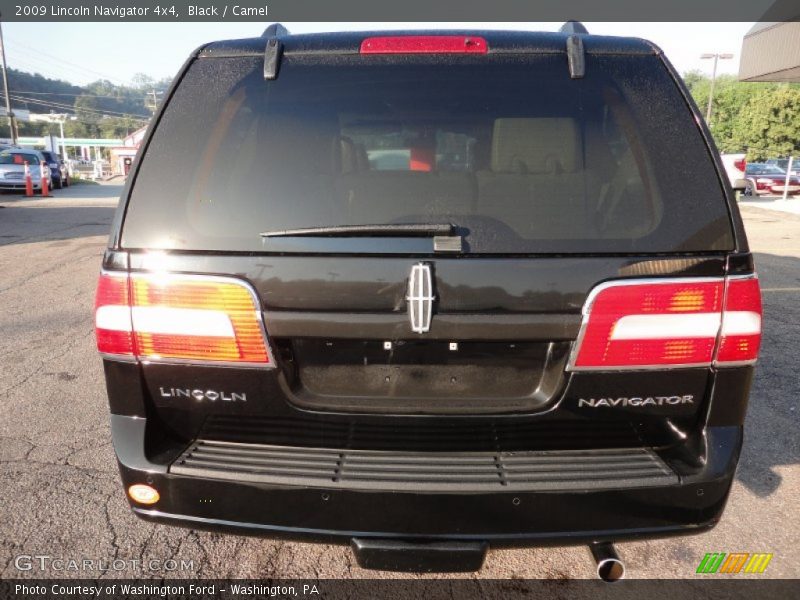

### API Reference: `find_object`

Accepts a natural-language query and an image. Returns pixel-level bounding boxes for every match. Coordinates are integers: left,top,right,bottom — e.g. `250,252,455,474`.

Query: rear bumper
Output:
112,415,741,546
769,185,800,194
0,182,41,189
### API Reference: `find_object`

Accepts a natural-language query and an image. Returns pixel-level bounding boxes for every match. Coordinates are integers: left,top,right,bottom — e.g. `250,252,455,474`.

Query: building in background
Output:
739,22,800,83
109,126,147,175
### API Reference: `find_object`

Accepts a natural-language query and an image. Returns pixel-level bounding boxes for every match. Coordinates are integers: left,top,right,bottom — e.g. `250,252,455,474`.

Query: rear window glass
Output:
0,153,39,165
122,53,734,254
747,165,784,175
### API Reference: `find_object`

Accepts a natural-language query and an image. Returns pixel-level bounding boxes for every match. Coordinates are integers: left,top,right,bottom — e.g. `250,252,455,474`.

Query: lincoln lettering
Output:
159,387,246,402
578,395,694,408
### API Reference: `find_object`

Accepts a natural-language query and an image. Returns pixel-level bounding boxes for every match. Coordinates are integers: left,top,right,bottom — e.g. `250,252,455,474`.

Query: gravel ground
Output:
0,187,797,582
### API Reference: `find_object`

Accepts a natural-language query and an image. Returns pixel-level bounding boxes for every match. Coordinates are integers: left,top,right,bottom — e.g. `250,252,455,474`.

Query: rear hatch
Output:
113,33,742,447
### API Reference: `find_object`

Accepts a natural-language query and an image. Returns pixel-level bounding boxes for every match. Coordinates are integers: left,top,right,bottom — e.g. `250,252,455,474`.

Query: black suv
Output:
96,25,761,577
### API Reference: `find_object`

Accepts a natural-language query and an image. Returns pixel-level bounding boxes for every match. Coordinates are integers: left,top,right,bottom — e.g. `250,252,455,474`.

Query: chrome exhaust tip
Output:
589,542,625,582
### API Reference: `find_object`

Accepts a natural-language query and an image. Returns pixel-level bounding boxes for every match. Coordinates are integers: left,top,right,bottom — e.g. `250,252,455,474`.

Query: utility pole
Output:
0,19,17,144
700,52,734,125
59,118,66,159
147,89,163,113
782,156,794,202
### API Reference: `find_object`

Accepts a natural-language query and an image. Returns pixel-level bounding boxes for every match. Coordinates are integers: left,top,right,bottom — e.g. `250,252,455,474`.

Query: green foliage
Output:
3,65,798,164
684,72,800,160
2,67,168,140
729,87,800,160
6,68,156,118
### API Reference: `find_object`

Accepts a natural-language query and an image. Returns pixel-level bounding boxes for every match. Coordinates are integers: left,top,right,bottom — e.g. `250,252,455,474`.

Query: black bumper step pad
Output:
170,440,677,492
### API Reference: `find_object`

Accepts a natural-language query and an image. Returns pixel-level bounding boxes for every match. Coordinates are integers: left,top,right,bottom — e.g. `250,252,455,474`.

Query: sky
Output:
2,21,754,87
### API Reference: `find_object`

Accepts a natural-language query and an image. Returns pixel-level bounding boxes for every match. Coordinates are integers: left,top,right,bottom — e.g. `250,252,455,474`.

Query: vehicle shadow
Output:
57,183,126,199
734,251,800,497
0,204,117,246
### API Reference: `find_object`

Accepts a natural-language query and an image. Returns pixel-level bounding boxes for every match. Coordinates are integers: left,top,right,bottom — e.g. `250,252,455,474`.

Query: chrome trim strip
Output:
714,359,758,368
99,353,137,363
726,273,759,281
569,361,713,372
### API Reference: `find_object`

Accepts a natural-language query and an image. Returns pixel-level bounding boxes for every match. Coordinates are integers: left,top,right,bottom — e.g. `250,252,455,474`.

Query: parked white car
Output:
0,149,52,191
720,153,748,193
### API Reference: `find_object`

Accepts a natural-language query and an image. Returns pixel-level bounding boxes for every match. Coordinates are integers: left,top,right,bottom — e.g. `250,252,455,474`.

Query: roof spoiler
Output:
263,23,289,80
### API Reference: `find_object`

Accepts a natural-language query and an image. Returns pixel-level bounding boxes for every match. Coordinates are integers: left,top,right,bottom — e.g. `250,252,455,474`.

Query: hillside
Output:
1,68,170,139
3,67,798,160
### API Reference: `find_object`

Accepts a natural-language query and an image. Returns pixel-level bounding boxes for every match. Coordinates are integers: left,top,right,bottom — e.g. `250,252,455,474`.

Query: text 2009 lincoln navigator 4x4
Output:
95,23,761,578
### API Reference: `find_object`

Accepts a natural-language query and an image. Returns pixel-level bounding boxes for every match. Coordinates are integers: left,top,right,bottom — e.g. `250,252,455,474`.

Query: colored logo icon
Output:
696,552,773,574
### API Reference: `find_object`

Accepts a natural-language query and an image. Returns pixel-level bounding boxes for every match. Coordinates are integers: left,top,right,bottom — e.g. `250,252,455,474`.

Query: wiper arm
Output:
261,223,455,238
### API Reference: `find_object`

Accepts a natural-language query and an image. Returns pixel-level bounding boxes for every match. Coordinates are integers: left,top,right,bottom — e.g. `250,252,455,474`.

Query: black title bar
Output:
0,0,798,22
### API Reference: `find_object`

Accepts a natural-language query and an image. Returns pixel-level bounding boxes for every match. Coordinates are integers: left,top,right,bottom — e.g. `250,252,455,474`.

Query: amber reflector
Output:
128,484,160,505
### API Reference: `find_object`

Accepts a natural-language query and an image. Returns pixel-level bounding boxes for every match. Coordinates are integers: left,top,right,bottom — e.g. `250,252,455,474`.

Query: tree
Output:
75,94,102,124
705,76,764,153
131,73,155,90
63,119,97,138
97,116,143,139
682,71,800,159
682,69,706,94
730,87,800,160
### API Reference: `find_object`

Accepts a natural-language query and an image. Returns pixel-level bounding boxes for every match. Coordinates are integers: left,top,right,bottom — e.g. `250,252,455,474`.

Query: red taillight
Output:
715,276,762,365
94,272,272,366
360,36,488,55
95,272,134,356
733,158,746,172
569,276,761,371
409,146,435,171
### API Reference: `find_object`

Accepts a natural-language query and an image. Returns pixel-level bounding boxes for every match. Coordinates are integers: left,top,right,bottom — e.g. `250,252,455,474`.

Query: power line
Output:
5,94,150,121
12,97,116,115
0,40,153,126
5,37,129,85
7,54,120,87
6,91,148,116
4,70,160,117
11,90,146,99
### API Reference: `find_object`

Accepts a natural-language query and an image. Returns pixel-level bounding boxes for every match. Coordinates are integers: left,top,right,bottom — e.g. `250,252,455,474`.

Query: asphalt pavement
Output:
0,185,797,581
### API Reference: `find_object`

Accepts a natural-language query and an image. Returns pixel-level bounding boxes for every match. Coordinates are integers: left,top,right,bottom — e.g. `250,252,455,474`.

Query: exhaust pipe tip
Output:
589,542,625,582
596,556,625,582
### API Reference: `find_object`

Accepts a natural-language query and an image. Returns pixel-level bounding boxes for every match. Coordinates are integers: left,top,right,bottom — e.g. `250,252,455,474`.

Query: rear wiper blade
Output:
261,223,455,238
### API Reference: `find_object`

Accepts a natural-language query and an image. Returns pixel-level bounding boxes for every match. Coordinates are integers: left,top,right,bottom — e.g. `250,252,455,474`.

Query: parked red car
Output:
744,163,800,195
